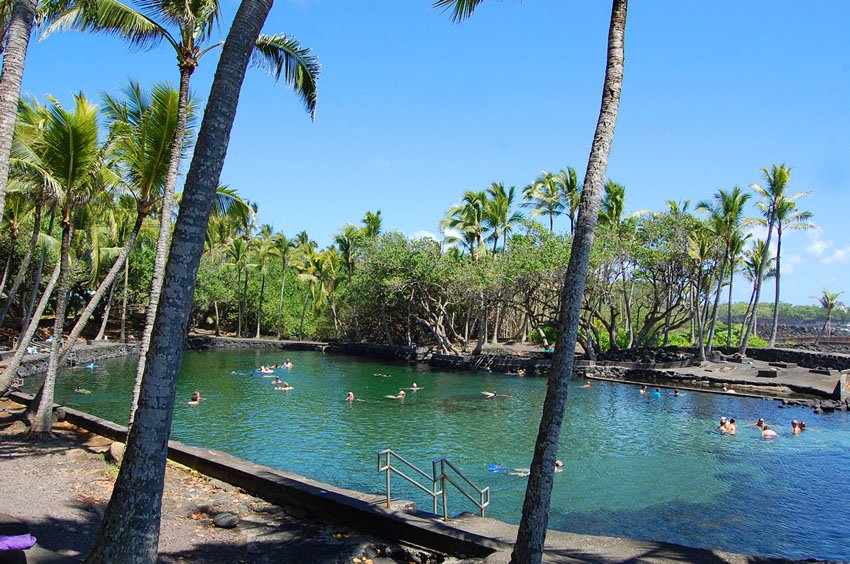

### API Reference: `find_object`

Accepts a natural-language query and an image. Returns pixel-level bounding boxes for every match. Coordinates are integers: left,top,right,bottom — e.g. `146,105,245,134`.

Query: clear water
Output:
33,350,850,561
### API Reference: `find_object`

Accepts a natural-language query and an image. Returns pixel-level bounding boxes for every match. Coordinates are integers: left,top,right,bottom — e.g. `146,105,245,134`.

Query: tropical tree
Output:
755,171,813,347
483,182,522,251
442,190,487,260
48,0,320,418
251,224,273,338
85,0,317,558
696,186,750,352
813,289,844,345
362,209,382,238
28,94,109,436
522,171,564,233
556,166,581,234
739,238,774,340
434,1,628,562
271,231,295,338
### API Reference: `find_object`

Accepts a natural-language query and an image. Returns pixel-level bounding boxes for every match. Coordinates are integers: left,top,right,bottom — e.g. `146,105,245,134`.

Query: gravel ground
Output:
0,398,459,563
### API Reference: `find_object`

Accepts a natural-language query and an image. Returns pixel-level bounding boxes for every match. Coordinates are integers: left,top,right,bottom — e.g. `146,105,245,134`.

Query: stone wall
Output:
715,346,850,372
10,342,138,379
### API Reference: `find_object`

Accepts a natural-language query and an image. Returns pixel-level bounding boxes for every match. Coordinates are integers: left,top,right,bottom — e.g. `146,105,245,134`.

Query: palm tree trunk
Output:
511,2,626,561
0,0,36,225
705,257,726,354
275,258,286,338
0,240,14,306
298,290,309,340
84,1,272,558
95,277,118,341
0,261,59,395
120,257,128,341
56,215,144,366
726,267,734,347
213,300,220,335
20,205,55,338
767,225,782,348
129,67,194,423
235,267,242,335
240,267,249,336
0,200,40,325
739,223,774,353
694,278,706,362
30,210,73,436
254,271,265,338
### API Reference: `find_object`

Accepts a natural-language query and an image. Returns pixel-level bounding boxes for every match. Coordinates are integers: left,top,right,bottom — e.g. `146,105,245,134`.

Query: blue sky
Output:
21,0,850,306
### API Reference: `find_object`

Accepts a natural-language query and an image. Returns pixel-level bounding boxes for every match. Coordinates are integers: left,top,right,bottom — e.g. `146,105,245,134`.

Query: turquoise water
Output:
35,350,850,561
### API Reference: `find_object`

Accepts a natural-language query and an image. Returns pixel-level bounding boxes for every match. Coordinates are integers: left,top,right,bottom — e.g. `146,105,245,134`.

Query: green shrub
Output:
529,326,557,345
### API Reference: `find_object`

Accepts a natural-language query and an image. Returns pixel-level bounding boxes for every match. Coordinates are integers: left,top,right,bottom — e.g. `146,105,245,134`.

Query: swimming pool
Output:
37,350,850,561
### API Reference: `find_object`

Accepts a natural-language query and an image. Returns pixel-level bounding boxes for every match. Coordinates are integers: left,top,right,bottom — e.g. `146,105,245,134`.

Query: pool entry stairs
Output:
377,449,490,521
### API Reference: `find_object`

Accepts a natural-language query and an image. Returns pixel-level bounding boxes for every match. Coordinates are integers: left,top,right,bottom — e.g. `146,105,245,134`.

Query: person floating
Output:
346,391,355,401
409,383,423,391
283,359,293,369
581,381,592,388
761,425,778,438
385,390,406,399
280,381,294,391
272,376,281,385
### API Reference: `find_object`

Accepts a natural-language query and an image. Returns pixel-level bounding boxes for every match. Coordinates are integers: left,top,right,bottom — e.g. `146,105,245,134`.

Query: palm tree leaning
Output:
85,0,318,559
48,0,319,423
435,1,627,562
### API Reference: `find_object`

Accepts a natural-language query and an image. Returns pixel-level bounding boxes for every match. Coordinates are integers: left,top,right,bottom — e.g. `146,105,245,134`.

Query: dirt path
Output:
0,398,453,563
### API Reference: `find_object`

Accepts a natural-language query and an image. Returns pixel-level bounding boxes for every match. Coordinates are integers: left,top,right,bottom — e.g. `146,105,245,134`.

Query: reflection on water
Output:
35,350,850,561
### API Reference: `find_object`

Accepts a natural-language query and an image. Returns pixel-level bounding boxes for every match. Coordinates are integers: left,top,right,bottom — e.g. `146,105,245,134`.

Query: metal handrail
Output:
434,456,490,520
377,449,490,522
377,449,441,514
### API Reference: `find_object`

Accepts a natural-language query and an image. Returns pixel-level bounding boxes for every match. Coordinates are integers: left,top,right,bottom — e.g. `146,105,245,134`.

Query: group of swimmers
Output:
257,359,293,374
639,385,681,397
718,416,807,437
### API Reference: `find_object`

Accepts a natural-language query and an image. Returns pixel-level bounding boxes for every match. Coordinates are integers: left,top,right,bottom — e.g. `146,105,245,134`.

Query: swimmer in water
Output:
554,460,564,473
272,376,281,385
346,391,355,401
651,388,662,397
754,417,766,429
581,381,592,388
799,421,807,431
761,425,778,438
481,391,497,398
791,420,800,435
726,418,737,435
640,385,648,394
718,416,728,433
283,359,293,369
409,382,423,391
674,388,681,397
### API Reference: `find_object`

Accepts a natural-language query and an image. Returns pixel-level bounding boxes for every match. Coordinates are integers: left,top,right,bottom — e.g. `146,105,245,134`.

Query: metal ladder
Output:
377,449,490,521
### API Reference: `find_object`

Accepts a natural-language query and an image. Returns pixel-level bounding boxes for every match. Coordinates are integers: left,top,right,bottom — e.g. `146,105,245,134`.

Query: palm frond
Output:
42,0,170,51
432,0,488,23
251,34,320,119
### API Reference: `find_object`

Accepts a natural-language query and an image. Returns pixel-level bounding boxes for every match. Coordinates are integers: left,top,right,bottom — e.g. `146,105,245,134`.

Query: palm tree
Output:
294,242,318,341
813,289,844,346
739,164,786,352
85,0,317,559
271,232,294,338
442,190,487,260
696,186,750,352
28,94,107,436
334,223,363,280
764,185,814,347
362,209,382,238
251,224,273,338
522,171,564,233
226,236,250,336
49,0,320,415
435,1,627,561
739,239,775,342
557,167,581,235
483,182,522,251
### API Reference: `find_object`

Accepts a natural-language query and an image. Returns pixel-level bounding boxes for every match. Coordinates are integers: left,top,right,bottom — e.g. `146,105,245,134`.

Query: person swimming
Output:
272,376,281,385
799,421,807,431
754,417,766,429
283,359,293,369
74,385,91,394
581,381,592,388
409,383,423,391
762,425,778,438
385,390,406,399
791,420,801,435
554,460,564,473
640,385,648,394
346,391,355,401
726,418,737,435
674,388,681,397
651,388,662,397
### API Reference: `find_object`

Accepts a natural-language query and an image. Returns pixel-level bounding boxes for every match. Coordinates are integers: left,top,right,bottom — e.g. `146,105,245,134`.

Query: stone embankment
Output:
3,341,138,379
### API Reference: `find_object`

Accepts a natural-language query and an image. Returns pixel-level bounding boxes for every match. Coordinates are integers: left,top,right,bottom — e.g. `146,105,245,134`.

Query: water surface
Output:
35,350,850,561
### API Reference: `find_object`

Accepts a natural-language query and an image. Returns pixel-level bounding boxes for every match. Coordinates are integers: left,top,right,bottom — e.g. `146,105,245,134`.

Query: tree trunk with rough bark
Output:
254,271,265,338
129,67,194,425
120,258,128,341
740,223,774,353
30,211,73,436
767,224,782,348
95,277,118,341
511,2,626,562
0,262,59,395
275,258,287,338
0,201,40,325
84,1,272,559
0,0,36,225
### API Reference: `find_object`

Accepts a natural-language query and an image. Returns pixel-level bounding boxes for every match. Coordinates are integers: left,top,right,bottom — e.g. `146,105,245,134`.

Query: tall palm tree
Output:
28,94,107,436
813,289,844,346
251,224,273,338
764,186,813,347
522,171,564,233
442,190,487,260
739,238,775,342
362,209,382,238
85,0,316,558
334,223,362,280
54,81,186,366
696,186,750,352
739,164,786,352
294,242,318,341
271,232,294,338
49,0,320,411
435,1,627,562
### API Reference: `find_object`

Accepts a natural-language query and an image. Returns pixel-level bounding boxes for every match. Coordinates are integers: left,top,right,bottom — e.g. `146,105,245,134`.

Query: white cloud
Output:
822,246,850,265
783,254,803,275
410,230,439,241
807,239,832,257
